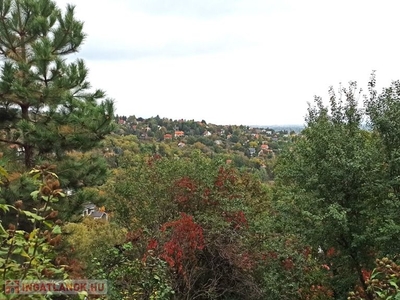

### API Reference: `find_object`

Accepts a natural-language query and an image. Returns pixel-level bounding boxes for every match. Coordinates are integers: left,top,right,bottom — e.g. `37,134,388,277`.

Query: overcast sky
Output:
54,0,400,126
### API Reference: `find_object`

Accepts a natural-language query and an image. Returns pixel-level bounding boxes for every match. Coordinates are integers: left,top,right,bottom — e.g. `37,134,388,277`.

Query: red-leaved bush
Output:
160,213,204,275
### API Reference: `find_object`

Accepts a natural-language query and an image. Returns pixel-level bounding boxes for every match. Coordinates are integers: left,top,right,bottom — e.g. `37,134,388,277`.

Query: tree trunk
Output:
24,144,33,168
21,105,33,168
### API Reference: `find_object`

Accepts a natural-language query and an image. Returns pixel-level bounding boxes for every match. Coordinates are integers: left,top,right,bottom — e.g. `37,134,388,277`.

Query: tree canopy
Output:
0,0,115,168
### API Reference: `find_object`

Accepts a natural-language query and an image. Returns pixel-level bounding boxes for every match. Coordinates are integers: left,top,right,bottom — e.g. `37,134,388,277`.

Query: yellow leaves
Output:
63,220,127,264
29,228,39,241
0,166,8,178
7,172,21,182
58,125,75,135
29,166,58,179
65,150,91,160
20,249,30,259
58,125,91,136
112,168,124,177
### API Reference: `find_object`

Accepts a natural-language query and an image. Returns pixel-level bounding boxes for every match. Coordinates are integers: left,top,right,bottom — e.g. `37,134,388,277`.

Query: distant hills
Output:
249,125,305,133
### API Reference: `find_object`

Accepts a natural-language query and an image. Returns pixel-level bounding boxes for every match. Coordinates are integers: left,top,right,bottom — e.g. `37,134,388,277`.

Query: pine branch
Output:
0,138,24,147
0,93,25,107
0,16,17,58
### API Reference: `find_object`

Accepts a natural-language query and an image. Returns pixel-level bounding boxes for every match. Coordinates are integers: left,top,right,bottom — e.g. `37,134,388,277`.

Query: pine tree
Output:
0,0,115,168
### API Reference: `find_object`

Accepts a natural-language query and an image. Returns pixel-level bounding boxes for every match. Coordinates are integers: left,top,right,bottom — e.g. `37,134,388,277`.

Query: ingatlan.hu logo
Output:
4,279,107,295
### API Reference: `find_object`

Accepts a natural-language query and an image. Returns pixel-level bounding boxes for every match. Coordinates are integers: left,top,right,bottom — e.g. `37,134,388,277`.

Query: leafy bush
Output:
348,257,400,300
0,165,74,299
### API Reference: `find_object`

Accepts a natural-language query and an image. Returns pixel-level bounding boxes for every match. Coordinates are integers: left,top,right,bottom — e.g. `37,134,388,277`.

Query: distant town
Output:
111,115,303,182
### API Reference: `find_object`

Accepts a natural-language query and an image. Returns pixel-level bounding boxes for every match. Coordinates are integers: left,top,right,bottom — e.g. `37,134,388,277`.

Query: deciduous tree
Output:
274,81,398,298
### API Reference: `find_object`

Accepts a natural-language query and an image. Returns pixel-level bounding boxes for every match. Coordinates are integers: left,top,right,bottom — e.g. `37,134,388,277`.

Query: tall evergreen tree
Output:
0,0,115,168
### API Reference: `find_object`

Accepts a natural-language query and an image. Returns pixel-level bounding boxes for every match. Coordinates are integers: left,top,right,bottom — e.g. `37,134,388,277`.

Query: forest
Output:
1,1,400,299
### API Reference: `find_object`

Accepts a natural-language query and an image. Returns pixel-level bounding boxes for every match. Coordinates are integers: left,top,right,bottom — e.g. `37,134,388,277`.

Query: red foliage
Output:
202,188,211,205
201,187,220,206
224,210,248,230
267,251,278,259
214,166,237,190
147,154,162,166
303,246,312,259
239,251,255,270
326,247,336,257
302,284,334,299
282,257,294,270
142,238,159,262
51,235,86,279
147,239,158,251
176,195,189,203
160,213,204,275
126,229,143,243
361,268,372,281
175,177,197,192
55,249,85,279
173,177,197,205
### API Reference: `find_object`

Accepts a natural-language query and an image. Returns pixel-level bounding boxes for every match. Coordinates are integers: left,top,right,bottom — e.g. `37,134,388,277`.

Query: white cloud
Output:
55,0,400,125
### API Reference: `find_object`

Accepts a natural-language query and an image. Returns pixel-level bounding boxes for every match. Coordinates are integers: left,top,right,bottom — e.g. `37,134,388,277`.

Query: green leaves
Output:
51,225,61,234
0,166,68,298
22,210,44,222
30,190,39,201
104,152,270,299
349,258,400,299
90,242,174,300
274,81,397,298
0,166,7,179
0,0,115,169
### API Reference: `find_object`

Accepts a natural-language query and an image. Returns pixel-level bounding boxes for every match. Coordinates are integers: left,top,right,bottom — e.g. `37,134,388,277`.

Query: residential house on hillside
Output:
248,148,256,157
83,203,96,216
83,203,109,221
174,131,185,137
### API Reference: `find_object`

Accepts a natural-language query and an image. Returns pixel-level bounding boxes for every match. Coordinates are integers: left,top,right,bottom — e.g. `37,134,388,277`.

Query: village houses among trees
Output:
1,1,400,299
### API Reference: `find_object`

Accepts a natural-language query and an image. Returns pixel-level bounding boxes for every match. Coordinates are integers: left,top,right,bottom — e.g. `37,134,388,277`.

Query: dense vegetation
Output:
1,1,400,300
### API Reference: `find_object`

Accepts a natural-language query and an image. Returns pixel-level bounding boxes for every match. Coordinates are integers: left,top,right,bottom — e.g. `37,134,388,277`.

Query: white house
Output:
82,203,109,221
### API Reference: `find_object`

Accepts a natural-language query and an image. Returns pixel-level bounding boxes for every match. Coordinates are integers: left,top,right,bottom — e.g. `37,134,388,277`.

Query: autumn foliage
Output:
160,213,204,276
105,153,267,299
